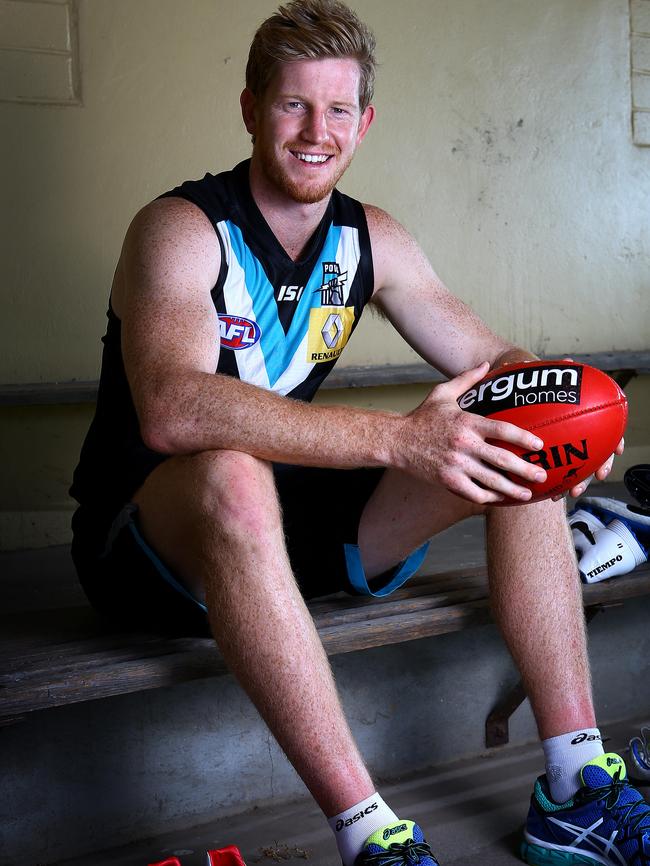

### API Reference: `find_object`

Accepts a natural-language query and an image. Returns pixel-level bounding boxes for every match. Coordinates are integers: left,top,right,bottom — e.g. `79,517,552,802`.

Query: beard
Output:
255,140,355,205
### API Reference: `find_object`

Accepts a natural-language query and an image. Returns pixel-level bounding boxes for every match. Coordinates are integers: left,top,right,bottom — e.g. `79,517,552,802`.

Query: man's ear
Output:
240,88,257,137
356,103,375,145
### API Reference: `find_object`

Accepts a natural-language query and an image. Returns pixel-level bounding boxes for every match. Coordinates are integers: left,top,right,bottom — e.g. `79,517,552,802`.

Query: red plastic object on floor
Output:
207,847,247,866
148,846,246,866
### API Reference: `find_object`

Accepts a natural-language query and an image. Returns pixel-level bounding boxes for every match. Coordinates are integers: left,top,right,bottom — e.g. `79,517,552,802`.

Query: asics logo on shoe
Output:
335,803,378,832
383,824,408,841
546,816,626,865
571,732,602,744
607,756,622,767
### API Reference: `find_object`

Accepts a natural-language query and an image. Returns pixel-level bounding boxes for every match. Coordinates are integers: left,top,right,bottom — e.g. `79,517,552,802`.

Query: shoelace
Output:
579,768,650,834
359,838,436,866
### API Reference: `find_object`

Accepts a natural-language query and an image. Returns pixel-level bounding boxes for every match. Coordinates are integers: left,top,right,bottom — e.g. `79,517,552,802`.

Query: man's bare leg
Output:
357,469,484,576
485,500,595,738
133,449,374,817
358,470,595,739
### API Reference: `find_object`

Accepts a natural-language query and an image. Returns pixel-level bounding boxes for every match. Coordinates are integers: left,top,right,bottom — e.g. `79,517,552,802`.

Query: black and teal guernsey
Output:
70,159,375,524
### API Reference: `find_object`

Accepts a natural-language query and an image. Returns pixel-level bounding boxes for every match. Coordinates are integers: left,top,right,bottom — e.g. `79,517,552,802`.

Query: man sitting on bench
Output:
70,2,647,865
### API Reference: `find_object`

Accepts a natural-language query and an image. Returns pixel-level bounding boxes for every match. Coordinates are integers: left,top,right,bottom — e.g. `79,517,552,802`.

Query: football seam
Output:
523,399,626,431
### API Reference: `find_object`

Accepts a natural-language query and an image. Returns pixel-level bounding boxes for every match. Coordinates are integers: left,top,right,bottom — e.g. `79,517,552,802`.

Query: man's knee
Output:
187,449,281,539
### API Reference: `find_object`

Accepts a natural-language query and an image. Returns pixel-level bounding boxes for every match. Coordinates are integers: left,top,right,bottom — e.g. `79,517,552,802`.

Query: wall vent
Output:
0,0,80,105
631,0,650,144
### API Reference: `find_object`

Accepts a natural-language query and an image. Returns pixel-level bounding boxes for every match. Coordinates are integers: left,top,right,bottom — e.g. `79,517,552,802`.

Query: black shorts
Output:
71,464,429,636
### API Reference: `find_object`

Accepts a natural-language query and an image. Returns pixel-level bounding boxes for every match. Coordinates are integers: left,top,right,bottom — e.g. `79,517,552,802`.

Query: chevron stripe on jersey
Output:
219,219,360,396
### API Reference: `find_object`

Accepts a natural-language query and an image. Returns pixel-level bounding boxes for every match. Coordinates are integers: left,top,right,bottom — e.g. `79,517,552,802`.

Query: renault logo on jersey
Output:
218,314,262,350
307,307,355,362
321,313,344,349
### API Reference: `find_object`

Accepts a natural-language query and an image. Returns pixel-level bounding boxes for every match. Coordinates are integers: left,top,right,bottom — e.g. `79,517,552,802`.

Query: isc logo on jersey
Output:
307,307,355,363
218,315,262,350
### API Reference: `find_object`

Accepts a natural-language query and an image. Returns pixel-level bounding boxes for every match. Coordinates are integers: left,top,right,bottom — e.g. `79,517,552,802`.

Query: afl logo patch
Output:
218,315,261,350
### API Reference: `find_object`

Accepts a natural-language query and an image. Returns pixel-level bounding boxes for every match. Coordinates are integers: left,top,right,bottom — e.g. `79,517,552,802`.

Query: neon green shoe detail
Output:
356,820,438,865
363,820,416,849
580,752,626,784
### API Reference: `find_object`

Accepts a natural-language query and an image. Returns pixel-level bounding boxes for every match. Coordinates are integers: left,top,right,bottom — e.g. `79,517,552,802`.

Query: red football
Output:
457,360,628,504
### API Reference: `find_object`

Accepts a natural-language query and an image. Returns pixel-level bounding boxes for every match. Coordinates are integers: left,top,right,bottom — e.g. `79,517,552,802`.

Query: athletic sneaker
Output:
569,508,607,560
355,820,439,866
522,753,650,866
578,497,650,540
625,465,650,510
571,498,650,583
629,727,650,783
578,520,648,583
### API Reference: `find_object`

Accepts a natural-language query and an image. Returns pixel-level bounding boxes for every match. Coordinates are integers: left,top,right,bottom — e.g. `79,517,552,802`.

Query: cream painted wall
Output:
3,0,649,381
1,0,649,547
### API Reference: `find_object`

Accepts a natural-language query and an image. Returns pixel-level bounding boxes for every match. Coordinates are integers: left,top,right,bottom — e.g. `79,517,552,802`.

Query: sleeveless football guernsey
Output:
70,160,375,522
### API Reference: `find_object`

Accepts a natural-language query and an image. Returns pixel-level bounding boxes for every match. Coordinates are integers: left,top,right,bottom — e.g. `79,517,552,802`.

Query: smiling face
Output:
241,57,374,205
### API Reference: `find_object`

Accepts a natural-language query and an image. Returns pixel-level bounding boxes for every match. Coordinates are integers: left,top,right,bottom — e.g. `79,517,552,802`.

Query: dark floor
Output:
50,715,650,866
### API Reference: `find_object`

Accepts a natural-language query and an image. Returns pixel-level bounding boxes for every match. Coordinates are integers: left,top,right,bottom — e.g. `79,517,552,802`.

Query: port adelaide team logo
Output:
458,364,584,416
218,315,261,350
318,261,347,306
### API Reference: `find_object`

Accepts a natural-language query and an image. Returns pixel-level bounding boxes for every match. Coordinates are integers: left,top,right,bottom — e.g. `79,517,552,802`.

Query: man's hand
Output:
563,437,625,500
547,357,626,501
398,362,548,505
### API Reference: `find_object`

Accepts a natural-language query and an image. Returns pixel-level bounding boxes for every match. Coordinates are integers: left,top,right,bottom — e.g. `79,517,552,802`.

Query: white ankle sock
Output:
543,728,604,803
328,793,398,866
